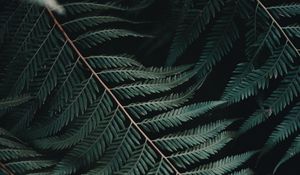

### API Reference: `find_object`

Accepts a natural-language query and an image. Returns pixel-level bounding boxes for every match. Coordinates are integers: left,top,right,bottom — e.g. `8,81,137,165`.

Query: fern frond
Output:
168,132,233,168
112,71,197,99
126,85,197,119
264,103,300,151
228,168,254,175
154,120,236,152
223,0,300,104
224,43,297,103
283,25,300,38
182,151,257,175
9,101,36,134
74,29,148,48
26,76,99,139
240,67,300,133
81,128,144,175
267,3,300,19
0,94,32,110
99,65,192,83
54,113,127,174
63,2,126,15
274,135,300,173
6,160,54,175
166,0,225,65
139,101,225,132
86,54,142,69
0,128,54,175
32,93,114,150
63,16,138,33
195,5,239,79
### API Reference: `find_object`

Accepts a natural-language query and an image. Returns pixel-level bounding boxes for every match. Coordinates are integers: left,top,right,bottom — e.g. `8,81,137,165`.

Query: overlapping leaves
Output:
0,1,254,175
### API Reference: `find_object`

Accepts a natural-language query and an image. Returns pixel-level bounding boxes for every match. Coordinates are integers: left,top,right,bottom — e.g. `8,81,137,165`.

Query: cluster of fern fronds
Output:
0,0,299,175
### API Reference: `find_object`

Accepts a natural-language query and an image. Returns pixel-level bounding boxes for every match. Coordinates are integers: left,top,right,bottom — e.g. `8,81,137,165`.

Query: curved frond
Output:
0,128,54,175
0,94,32,110
267,3,300,19
166,0,226,65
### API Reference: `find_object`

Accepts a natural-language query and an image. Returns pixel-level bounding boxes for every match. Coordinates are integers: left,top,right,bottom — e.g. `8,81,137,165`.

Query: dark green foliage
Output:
0,128,54,174
166,0,226,65
224,1,300,173
0,0,255,175
0,0,299,174
142,0,300,173
0,95,32,110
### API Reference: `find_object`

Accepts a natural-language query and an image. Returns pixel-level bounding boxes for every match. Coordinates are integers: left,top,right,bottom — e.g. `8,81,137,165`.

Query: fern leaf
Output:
0,149,39,161
139,101,225,132
166,0,225,65
224,43,296,103
82,128,144,175
63,16,138,32
0,94,32,110
168,132,233,168
26,76,99,139
99,65,192,83
86,54,142,69
154,120,236,152
63,2,126,15
228,168,254,175
182,151,257,175
274,135,300,173
195,9,239,78
32,93,114,150
126,85,196,119
111,144,158,175
112,71,196,99
267,3,300,19
283,25,300,38
54,114,127,174
0,128,54,174
6,160,54,174
264,103,300,151
240,68,300,133
74,29,148,48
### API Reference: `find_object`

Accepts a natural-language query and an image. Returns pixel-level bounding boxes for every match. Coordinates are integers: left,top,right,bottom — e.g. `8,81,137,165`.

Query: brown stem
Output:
46,9,181,175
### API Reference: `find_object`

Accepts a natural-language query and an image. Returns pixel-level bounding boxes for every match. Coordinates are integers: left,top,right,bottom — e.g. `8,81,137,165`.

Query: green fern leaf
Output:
283,25,300,38
74,29,148,48
274,135,300,173
139,101,225,132
182,151,257,175
264,103,300,151
267,3,300,19
166,0,225,65
0,94,32,110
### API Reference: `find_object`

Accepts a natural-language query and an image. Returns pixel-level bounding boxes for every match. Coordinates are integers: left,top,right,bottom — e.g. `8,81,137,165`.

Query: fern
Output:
267,3,300,19
195,4,240,79
181,151,257,175
225,1,300,172
274,135,300,173
166,0,226,65
0,1,255,175
0,94,32,110
0,128,54,174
